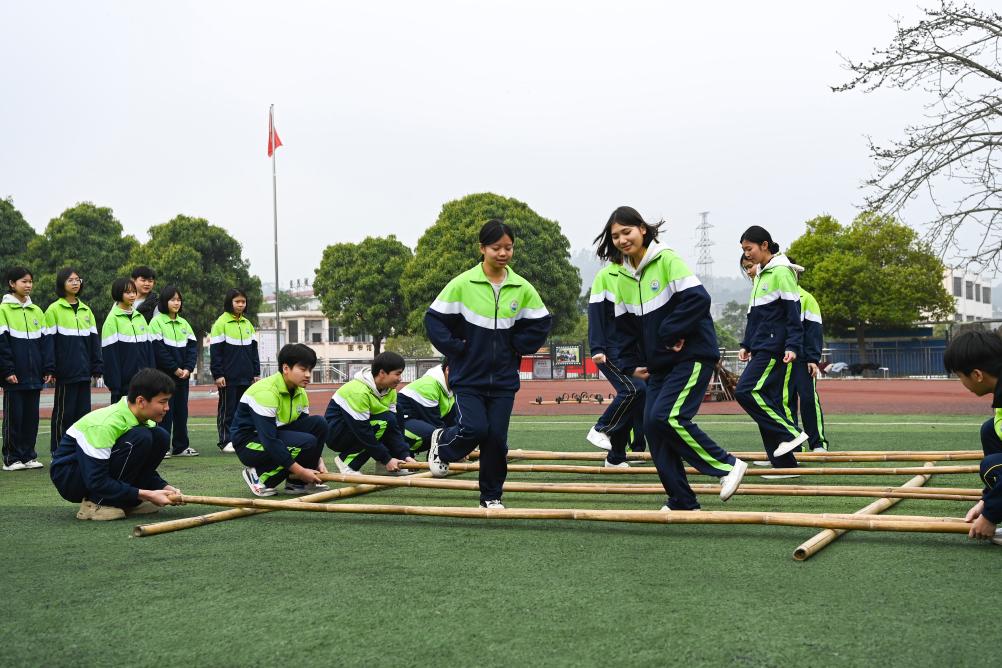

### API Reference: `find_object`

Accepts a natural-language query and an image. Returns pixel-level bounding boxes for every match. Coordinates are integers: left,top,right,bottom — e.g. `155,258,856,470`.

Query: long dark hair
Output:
740,225,780,254
223,288,248,315
593,206,664,262
479,219,515,246
158,285,183,314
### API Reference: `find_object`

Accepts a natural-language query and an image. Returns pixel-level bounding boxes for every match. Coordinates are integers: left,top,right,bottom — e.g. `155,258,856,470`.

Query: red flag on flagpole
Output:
268,107,283,157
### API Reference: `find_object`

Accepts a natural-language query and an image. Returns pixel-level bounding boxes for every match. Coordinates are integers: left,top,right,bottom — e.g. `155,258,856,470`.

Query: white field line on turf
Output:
508,420,978,427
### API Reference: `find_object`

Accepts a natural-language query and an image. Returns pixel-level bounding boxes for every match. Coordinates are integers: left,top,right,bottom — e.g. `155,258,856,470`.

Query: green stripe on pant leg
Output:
404,429,423,452
751,358,801,438
667,362,733,473
258,446,301,485
343,451,361,466
812,376,828,447
782,363,795,425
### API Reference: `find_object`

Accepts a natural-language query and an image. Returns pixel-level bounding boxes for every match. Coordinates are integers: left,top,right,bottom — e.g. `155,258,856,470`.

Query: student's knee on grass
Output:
980,453,1002,481
980,419,1002,454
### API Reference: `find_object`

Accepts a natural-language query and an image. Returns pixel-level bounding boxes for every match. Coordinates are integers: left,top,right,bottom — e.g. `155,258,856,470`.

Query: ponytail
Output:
740,225,779,254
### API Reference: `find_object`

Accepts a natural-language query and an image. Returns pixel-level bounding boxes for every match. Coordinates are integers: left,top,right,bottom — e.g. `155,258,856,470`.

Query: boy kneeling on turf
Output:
233,343,330,497
397,360,456,457
50,368,181,521
325,351,417,475
943,329,1002,545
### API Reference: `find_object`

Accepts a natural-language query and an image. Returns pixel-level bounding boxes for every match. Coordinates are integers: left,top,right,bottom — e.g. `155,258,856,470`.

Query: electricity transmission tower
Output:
695,211,714,291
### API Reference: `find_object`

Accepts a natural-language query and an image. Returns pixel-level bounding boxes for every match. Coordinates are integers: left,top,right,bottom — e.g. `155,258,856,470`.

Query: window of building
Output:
287,320,298,343
967,315,975,322
974,284,982,302
966,281,974,299
955,313,963,322
984,286,992,304
328,324,338,342
953,276,962,296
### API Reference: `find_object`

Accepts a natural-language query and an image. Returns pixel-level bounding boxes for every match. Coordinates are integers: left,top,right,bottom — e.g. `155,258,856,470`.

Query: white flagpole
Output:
271,104,282,359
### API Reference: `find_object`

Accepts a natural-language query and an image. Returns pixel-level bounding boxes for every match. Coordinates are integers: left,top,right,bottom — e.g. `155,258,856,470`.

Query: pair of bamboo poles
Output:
134,449,984,560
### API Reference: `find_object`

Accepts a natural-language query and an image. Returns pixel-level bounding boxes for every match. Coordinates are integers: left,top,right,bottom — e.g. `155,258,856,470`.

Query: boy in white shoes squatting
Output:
232,343,330,497
397,360,456,458
324,351,417,476
49,368,181,521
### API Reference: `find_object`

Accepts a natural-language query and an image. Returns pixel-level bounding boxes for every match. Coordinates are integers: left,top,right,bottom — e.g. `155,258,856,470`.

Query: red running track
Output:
28,378,990,418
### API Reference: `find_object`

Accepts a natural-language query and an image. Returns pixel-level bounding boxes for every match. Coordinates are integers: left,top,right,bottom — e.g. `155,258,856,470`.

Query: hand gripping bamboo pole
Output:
503,449,983,463
399,461,980,476
792,462,938,561
131,471,438,538
141,496,971,537
316,472,979,501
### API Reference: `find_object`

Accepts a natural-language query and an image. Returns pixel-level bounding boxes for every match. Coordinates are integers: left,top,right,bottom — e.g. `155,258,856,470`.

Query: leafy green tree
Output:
275,289,312,312
313,235,412,357
715,300,746,346
401,193,581,337
787,212,954,362
125,215,263,380
26,202,139,319
0,198,36,271
384,333,435,358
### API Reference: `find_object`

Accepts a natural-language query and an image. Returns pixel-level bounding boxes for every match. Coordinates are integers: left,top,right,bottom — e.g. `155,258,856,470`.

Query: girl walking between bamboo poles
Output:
735,226,807,470
210,288,260,453
0,267,53,471
601,207,746,510
44,267,102,454
425,219,552,509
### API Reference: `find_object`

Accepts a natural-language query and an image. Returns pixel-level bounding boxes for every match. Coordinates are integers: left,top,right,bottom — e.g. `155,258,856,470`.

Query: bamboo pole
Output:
131,471,437,538
141,496,971,536
399,461,980,476
317,472,980,501
502,449,983,463
793,463,936,561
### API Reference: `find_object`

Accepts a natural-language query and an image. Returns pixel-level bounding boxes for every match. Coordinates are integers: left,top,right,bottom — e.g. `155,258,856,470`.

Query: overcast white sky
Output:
1,0,983,288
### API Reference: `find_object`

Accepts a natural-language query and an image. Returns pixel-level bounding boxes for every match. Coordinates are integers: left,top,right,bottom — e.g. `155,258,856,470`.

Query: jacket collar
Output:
470,263,525,287
424,365,452,397
623,240,669,278
55,297,88,310
111,304,136,317
2,294,33,308
760,253,800,274
355,368,391,398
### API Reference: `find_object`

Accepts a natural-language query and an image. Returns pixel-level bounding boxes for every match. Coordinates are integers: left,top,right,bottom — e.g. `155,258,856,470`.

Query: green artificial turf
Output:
1,414,995,667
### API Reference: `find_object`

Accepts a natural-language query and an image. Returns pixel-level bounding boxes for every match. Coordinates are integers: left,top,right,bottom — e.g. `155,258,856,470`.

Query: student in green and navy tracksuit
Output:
50,368,181,521
210,288,260,452
736,226,807,470
397,361,456,456
149,286,199,456
424,220,552,509
102,277,155,405
0,267,54,471
782,267,829,453
44,267,102,454
325,352,417,474
233,344,329,497
600,207,746,510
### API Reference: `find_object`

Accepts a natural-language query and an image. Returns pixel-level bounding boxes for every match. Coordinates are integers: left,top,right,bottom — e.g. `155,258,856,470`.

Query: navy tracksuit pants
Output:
50,381,92,454
51,425,169,508
645,360,737,510
236,415,327,488
218,383,250,447
595,362,646,464
437,392,513,503
784,362,829,451
979,419,1002,523
735,353,802,468
2,389,40,466
161,377,191,454
403,418,438,455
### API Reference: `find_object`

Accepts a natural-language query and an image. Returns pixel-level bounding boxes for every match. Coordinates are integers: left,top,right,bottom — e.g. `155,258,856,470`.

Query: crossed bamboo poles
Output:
134,447,986,558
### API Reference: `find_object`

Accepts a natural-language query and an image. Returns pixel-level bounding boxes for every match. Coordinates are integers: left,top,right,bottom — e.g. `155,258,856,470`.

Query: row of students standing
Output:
0,262,256,471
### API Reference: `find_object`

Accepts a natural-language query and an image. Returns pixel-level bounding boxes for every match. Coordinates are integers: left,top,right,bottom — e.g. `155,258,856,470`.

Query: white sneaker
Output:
241,467,276,497
427,429,449,478
162,450,172,459
719,458,747,502
604,459,630,468
221,442,236,453
586,427,613,451
174,447,200,457
992,528,1002,546
23,459,44,469
660,504,672,511
752,460,772,467
774,432,808,457
282,481,331,494
811,446,829,453
480,499,505,510
2,461,26,471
